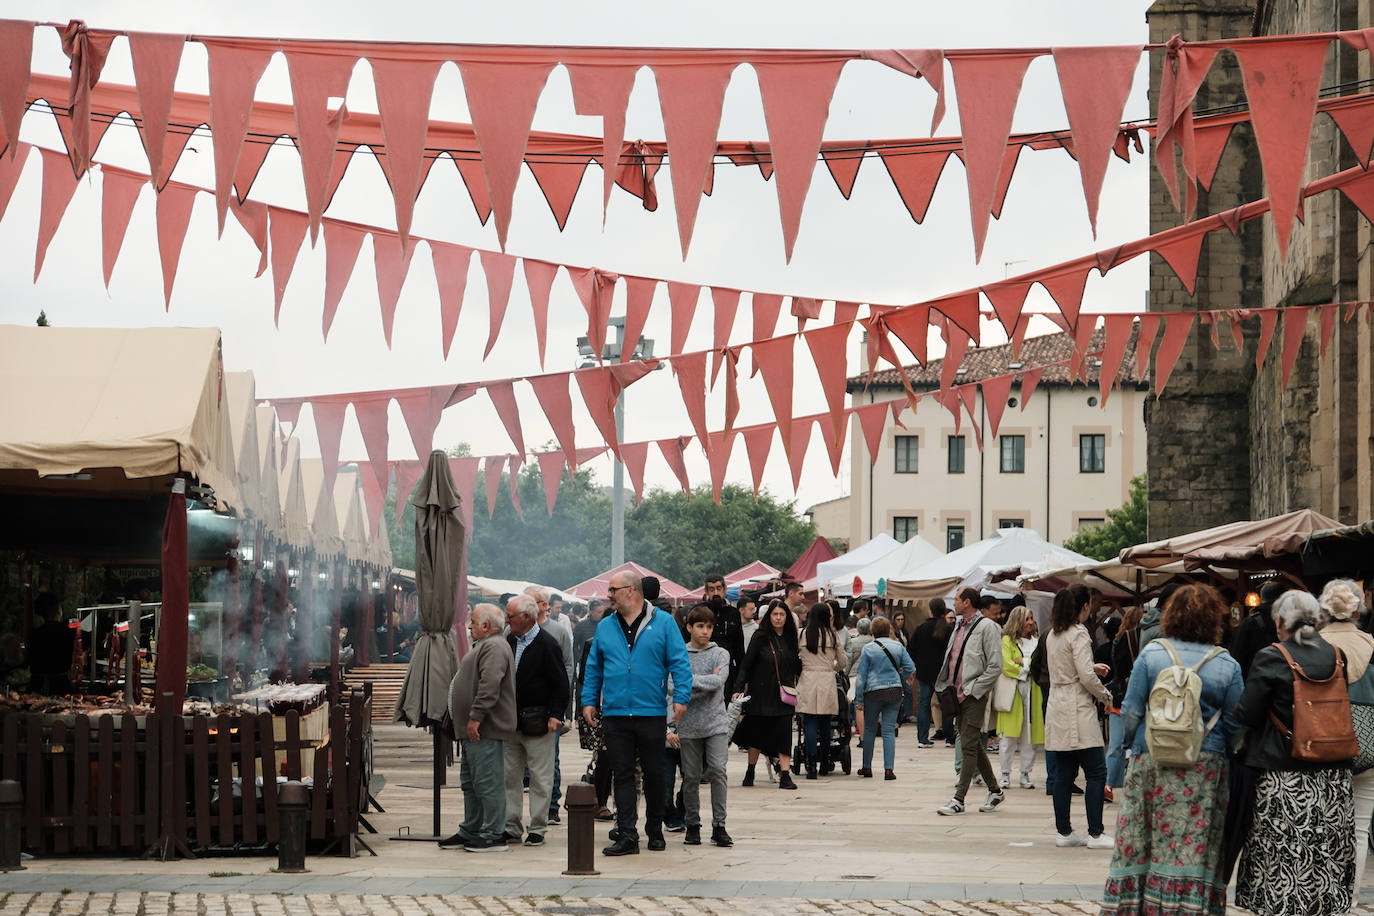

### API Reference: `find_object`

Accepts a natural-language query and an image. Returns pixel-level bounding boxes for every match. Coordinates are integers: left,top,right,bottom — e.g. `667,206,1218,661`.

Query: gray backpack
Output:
1144,640,1223,767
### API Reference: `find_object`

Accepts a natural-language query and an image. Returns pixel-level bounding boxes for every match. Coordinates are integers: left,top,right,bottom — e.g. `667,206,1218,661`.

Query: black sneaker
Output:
438,831,467,849
463,836,508,853
503,831,522,844
547,811,561,825
603,836,639,856
684,825,701,845
665,821,686,833
523,833,544,846
711,826,733,847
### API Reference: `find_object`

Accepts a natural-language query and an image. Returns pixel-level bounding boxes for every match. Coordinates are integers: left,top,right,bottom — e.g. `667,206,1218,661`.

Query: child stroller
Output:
790,671,853,775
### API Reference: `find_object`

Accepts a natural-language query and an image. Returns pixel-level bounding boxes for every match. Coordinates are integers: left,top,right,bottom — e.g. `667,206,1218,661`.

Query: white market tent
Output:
886,527,1097,600
832,534,943,597
812,534,901,591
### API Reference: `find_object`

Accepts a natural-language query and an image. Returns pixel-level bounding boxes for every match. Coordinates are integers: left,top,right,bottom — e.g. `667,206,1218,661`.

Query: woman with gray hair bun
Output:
1234,589,1356,916
1318,578,1374,895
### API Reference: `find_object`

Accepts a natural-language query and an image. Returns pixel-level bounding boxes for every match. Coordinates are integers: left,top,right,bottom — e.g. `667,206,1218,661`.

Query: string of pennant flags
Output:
6,20,1374,261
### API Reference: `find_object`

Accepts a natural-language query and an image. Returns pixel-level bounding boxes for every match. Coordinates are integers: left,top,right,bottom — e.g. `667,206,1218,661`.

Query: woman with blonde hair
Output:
996,606,1043,789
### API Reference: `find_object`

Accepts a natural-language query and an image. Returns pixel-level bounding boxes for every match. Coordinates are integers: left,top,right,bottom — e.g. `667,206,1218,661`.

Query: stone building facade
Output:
1144,0,1373,536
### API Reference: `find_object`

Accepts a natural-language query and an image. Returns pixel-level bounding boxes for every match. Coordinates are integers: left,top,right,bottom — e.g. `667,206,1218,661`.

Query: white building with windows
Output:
845,324,1148,551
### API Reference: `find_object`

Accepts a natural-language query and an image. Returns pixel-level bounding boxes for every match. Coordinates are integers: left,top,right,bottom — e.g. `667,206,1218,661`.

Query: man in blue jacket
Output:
581,570,693,856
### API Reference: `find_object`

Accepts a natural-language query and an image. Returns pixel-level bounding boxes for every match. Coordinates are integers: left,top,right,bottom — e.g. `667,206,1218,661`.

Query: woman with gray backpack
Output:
1098,584,1243,916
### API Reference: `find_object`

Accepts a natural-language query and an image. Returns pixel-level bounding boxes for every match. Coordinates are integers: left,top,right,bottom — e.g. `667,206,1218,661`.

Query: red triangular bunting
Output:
1319,304,1336,358
34,147,81,281
528,372,579,463
619,440,649,504
357,460,387,537
1040,266,1092,330
818,411,844,476
1154,232,1206,296
267,207,310,326
722,348,742,434
931,292,981,344
373,231,415,348
567,62,638,220
882,305,930,367
154,182,197,309
508,454,525,518
1154,312,1195,395
1330,101,1374,168
1099,314,1135,402
448,455,480,533
479,250,517,359
536,450,565,516
527,157,589,230
57,22,116,177
791,296,822,333
127,32,186,188
0,21,34,161
310,399,348,496
667,281,702,356
983,282,1031,337
877,149,949,224
751,336,796,455
100,166,143,289
283,49,358,243
1052,45,1141,236
980,374,1016,441
741,425,774,495
654,60,737,258
393,459,424,524
570,267,619,361
1155,41,1219,214
203,40,273,233
820,142,867,199
752,292,784,343
483,455,504,518
834,300,861,326
854,402,889,468
322,220,366,341
939,325,969,393
523,259,558,369
1194,123,1234,191
453,155,493,225
1254,308,1279,373
431,242,473,360
372,58,442,251
1019,366,1044,412
351,397,391,495
1134,313,1162,380
805,322,851,437
622,275,658,364
1070,317,1098,382
705,429,736,503
1279,305,1309,390
229,197,268,277
575,367,624,456
787,418,813,492
657,437,693,494
955,385,981,449
395,386,451,461
1338,171,1374,223
710,286,742,385
673,352,711,452
486,381,526,456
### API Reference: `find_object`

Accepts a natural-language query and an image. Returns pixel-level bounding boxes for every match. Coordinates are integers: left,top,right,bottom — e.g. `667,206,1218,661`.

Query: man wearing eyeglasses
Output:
581,571,693,857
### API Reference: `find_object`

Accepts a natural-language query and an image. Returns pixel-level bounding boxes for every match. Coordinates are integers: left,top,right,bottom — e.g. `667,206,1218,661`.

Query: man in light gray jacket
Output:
934,587,1005,817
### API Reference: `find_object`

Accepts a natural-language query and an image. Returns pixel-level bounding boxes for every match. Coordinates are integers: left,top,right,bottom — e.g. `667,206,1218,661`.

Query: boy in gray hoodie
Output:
674,604,733,847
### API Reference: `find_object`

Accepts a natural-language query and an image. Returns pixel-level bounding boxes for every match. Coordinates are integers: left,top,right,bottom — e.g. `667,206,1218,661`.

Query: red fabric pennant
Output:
1099,314,1135,402
1019,366,1044,413
877,148,949,224
787,419,813,493
1338,171,1374,223
34,147,82,281
284,49,358,243
1330,103,1374,168
672,352,712,451
50,103,114,171
622,275,658,364
1194,123,1234,191
956,384,981,448
528,372,579,463
619,440,649,504
705,429,736,503
479,249,517,359
939,325,969,393
1154,231,1206,296
395,385,452,460
667,281,702,356
231,130,272,207
1040,266,1092,330
865,49,947,133
1053,45,1141,236
751,336,796,454
453,155,494,225
267,207,310,326
373,230,416,348
322,220,366,341
1134,313,1162,381
357,460,387,537
393,459,425,524
522,259,558,369
536,450,565,515
710,286,742,385
654,60,738,258
0,21,34,161
229,197,268,278
351,397,390,495
448,455,479,533
567,62,639,220
1154,312,1195,395
1235,39,1330,258
741,425,774,495
820,142,867,199
203,41,272,233
126,32,186,188
1070,317,1097,382
575,367,623,456
458,58,555,249
805,322,851,437
855,402,889,468
752,292,784,343
931,292,981,345
483,455,504,519
754,59,844,261
486,380,526,456
100,166,143,289
1010,312,1033,359
948,51,1038,261
58,21,116,177
1279,306,1309,390
1155,40,1219,213
0,143,27,221
526,157,589,230
657,437,693,494
791,296,822,334
818,411,844,477
1255,308,1279,374
310,399,348,496
983,281,1031,337
980,374,1016,441
834,301,861,326
1319,303,1336,358
882,305,930,367
273,399,304,430
430,241,473,360
154,181,197,309
372,58,442,251
570,267,619,361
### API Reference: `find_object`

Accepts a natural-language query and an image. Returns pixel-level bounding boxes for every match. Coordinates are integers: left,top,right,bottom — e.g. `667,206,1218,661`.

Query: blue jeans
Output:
861,696,900,770
802,713,833,766
916,680,939,743
1105,711,1128,788
1049,746,1107,837
458,737,507,843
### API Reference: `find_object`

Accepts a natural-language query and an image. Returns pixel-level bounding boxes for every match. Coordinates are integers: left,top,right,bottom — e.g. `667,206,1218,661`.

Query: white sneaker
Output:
979,790,1006,812
999,774,1010,789
937,797,965,816
1020,774,1035,790
1087,833,1115,849
1056,832,1087,847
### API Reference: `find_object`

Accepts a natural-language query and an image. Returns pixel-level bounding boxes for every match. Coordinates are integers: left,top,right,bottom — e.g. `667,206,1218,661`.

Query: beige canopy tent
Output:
1119,508,1343,573
224,372,265,527
277,437,312,552
333,466,369,564
299,458,343,560
253,404,284,542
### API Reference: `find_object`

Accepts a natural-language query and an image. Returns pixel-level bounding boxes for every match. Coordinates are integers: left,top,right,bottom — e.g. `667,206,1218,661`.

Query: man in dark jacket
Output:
1229,580,1289,680
703,574,745,688
502,595,569,848
909,597,952,747
27,592,73,696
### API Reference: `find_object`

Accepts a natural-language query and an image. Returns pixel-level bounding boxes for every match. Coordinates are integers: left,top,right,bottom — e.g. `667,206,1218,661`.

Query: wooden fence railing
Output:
0,688,373,859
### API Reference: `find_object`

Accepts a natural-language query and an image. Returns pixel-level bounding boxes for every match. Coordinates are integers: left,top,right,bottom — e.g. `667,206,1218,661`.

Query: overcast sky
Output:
0,0,1155,521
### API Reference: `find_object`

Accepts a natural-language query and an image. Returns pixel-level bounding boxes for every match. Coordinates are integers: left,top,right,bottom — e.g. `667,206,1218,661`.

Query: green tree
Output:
626,484,817,588
1062,474,1147,561
35,310,49,326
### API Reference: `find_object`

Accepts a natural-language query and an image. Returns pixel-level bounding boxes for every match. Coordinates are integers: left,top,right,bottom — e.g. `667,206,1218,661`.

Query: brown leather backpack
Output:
1268,643,1359,763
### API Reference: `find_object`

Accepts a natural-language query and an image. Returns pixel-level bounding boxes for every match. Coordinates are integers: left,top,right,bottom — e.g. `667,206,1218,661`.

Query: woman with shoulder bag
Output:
996,606,1044,790
853,616,915,779
1234,590,1356,916
797,603,846,779
1317,579,1374,895
731,600,801,790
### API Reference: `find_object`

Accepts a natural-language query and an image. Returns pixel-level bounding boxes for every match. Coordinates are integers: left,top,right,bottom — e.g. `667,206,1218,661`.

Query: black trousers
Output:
602,715,667,841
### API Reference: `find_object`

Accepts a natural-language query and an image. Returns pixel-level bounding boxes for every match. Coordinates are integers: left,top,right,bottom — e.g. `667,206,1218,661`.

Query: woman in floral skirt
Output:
1099,584,1243,916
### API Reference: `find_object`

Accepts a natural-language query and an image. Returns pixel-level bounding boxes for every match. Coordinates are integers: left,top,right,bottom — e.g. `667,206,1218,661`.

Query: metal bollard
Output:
274,781,310,873
0,780,23,871
562,781,600,876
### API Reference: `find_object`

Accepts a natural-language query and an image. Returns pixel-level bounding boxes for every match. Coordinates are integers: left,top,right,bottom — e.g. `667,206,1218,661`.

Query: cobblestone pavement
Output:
7,893,1374,916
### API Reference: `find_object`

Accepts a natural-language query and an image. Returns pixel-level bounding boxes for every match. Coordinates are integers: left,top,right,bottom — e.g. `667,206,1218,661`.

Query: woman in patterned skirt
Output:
1099,584,1244,916
1234,590,1355,916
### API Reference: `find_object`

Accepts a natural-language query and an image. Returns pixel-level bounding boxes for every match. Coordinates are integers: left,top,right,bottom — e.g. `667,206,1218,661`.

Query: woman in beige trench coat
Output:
797,603,846,779
1045,584,1113,849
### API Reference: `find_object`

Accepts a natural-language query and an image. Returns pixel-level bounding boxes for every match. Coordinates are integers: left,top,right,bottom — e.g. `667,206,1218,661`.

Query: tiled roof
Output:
846,320,1143,392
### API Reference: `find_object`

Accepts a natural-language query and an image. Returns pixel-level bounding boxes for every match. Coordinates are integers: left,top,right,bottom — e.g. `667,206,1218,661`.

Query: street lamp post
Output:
578,317,656,569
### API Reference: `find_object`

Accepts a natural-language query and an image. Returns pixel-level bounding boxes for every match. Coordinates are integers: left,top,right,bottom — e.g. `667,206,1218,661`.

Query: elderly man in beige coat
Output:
935,587,1006,816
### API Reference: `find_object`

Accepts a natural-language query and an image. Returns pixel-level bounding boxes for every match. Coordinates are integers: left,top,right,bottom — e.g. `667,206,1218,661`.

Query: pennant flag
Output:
667,281,702,356
283,49,358,243
351,397,391,496
741,425,774,495
705,429,736,503
57,21,116,176
431,241,473,360
229,197,269,277
457,58,555,249
454,156,494,225
956,384,982,449
752,292,784,343
34,147,82,281
567,62,639,220
619,440,649,504
654,60,738,257
100,166,143,289
373,230,416,347
311,399,348,496
1254,308,1279,374
528,372,579,463
805,322,851,437
820,142,867,199
1154,312,1195,395
575,361,659,457
931,292,981,345
395,385,452,461
877,148,949,225
154,182,198,309
751,336,796,454
536,450,565,515
1235,39,1330,257
1019,366,1044,412
267,207,310,326
1330,102,1374,168
1040,265,1092,330
127,32,186,188
357,460,387,537
983,281,1032,338
1069,316,1098,383
1052,45,1141,236
0,20,34,161
1154,231,1206,296
622,275,658,364
393,459,425,525
787,418,813,492
1099,314,1135,402
754,58,845,261
834,300,861,326
882,305,930,368
1194,123,1234,191
722,347,742,434
980,374,1016,441
939,325,969,393
791,296,822,332
204,41,273,232
523,259,558,369
483,455,504,518
673,352,711,451
710,286,742,384
1134,313,1162,381
863,48,947,134
854,401,889,468
486,380,526,456
448,455,480,534
657,436,693,494
948,51,1038,260
479,250,517,358
322,220,366,340
1155,41,1219,213
570,267,619,361
1279,306,1309,390
372,58,442,251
